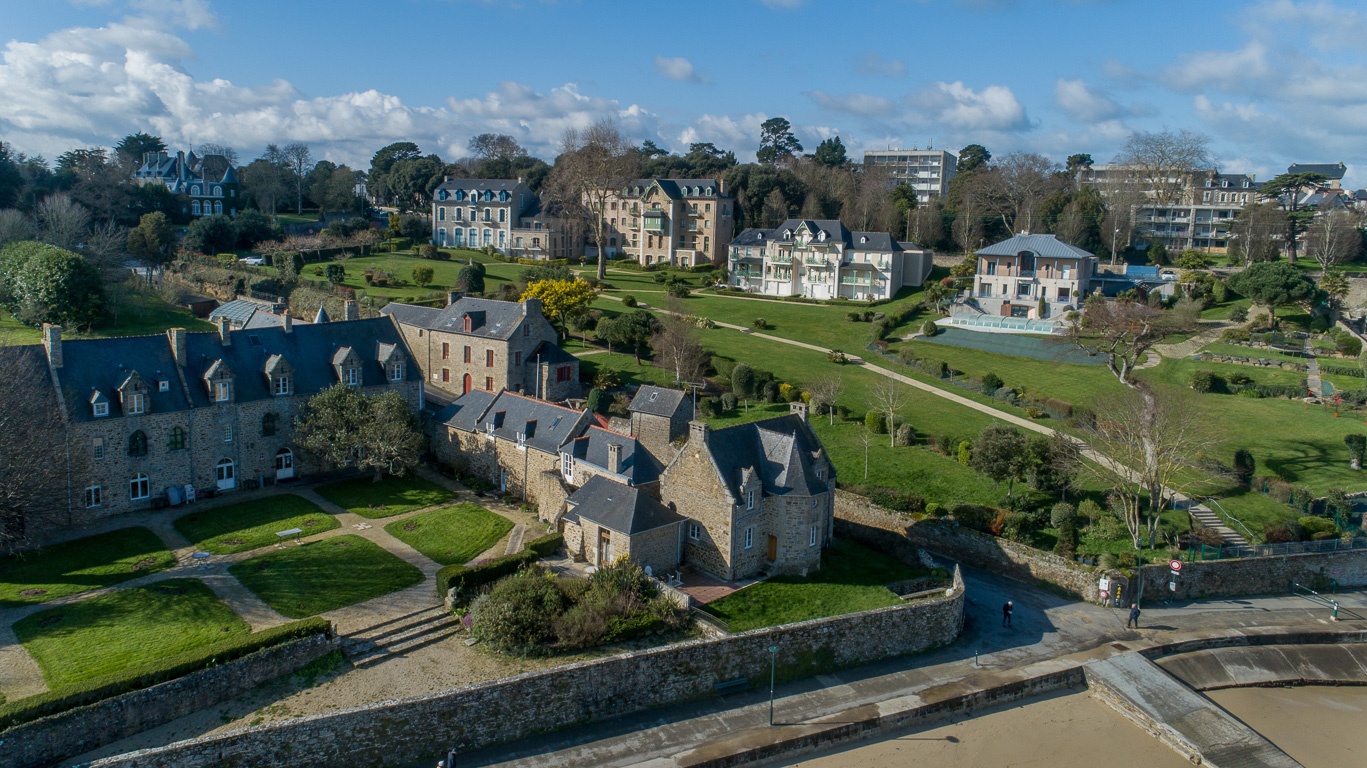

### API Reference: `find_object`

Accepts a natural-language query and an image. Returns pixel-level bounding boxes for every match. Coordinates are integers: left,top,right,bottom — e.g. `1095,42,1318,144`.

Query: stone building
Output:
967,233,1098,321
381,294,579,402
32,311,422,523
561,475,684,573
658,403,836,580
430,178,573,259
595,179,735,267
132,149,240,218
728,219,933,301
626,384,692,460
558,425,664,494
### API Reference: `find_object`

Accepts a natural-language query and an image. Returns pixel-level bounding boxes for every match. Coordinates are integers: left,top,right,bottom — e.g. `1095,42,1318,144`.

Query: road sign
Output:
1098,577,1111,592
1169,559,1183,572
1168,580,1177,592
1099,589,1109,600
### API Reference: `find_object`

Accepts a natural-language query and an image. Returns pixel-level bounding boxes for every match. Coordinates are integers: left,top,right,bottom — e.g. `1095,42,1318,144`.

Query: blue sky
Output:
4,0,1367,186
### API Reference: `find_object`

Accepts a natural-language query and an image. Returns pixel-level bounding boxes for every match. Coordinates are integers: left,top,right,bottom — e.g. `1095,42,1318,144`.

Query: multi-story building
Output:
862,149,958,203
596,179,735,267
967,233,1098,320
1080,165,1258,254
430,178,574,260
1288,163,1347,189
380,293,580,402
727,219,933,301
132,150,240,218
19,308,421,526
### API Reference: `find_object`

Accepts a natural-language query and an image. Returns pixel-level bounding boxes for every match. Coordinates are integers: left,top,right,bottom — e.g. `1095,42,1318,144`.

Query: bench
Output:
714,678,751,697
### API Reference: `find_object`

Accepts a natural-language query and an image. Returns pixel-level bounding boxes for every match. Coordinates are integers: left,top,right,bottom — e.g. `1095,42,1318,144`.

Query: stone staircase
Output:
1178,497,1250,547
341,605,465,668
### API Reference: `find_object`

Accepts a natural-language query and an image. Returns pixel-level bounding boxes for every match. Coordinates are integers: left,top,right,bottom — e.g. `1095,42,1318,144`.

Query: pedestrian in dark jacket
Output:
1126,603,1141,628
1002,600,1013,627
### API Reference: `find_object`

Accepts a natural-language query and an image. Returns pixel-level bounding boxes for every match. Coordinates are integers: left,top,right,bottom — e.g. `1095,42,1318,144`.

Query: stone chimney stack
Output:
688,420,710,447
282,310,293,333
167,328,187,367
343,300,359,322
217,317,232,345
42,324,62,369
789,401,809,423
522,296,543,318
447,290,464,307
607,443,622,475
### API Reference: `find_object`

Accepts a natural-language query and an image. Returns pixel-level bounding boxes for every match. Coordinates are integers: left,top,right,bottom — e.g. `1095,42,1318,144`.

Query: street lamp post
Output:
768,645,780,726
1111,226,1119,265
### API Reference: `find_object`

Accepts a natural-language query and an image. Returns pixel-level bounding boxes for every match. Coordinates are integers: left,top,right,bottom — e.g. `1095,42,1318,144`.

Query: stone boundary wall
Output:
4,633,338,768
80,570,965,768
834,490,1118,603
1139,547,1367,601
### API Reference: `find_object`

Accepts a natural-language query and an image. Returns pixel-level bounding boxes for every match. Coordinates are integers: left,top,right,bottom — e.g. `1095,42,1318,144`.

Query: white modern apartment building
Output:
969,234,1097,320
863,149,958,203
727,219,933,301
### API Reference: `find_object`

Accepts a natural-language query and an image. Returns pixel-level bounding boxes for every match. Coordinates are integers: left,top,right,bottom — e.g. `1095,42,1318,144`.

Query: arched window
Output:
168,426,185,450
191,200,201,215
214,201,223,215
216,458,235,489
213,185,222,197
262,413,276,437
128,430,148,457
191,185,200,196
130,473,150,500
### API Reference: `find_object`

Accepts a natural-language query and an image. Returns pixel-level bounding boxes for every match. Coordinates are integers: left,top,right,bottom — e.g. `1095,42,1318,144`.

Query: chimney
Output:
42,324,62,369
282,310,293,334
718,178,726,196
167,327,187,367
789,401,809,423
447,290,464,307
343,299,359,322
607,443,622,475
523,296,543,318
517,176,525,185
217,317,232,345
688,420,710,447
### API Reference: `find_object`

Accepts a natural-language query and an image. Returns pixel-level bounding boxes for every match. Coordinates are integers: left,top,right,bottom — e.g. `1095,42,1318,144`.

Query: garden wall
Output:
1139,547,1367,601
4,633,338,768
78,571,965,768
834,490,1116,603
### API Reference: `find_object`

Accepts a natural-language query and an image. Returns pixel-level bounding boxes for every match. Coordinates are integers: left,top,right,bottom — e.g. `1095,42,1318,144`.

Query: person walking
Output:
1002,600,1013,628
1126,603,1141,629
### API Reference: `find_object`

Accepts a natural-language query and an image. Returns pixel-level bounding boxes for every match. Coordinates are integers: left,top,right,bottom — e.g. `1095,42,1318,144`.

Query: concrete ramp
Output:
1157,643,1367,691
1085,653,1302,768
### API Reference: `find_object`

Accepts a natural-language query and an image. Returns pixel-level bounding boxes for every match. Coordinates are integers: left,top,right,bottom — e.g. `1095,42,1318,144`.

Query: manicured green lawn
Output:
897,336,1121,407
701,540,931,631
229,535,424,618
0,528,176,608
316,473,457,518
1200,342,1308,363
321,251,526,303
174,494,340,555
0,310,41,345
0,290,214,348
382,503,514,565
13,578,249,689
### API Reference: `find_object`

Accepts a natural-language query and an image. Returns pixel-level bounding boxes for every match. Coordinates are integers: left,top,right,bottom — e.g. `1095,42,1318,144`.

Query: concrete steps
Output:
341,605,465,668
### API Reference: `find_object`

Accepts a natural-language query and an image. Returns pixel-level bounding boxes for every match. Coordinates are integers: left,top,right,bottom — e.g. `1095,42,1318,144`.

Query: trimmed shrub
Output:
435,534,565,601
761,380,780,403
731,363,755,397
1053,514,1078,558
921,319,939,337
1077,499,1104,523
622,295,637,308
1299,516,1337,538
586,388,607,414
1189,369,1221,393
981,372,1004,392
697,397,718,418
865,411,887,433
752,317,768,330
894,422,915,447
1050,502,1077,529
720,393,737,412
0,618,330,731
957,441,972,465
1229,304,1249,323
666,281,691,298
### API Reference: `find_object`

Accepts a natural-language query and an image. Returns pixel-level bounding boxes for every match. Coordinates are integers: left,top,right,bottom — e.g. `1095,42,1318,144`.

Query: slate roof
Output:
56,334,193,424
1288,163,1347,180
976,233,1095,260
628,385,688,418
563,475,684,535
181,318,415,409
530,340,577,366
433,388,498,432
705,414,830,500
729,219,904,253
564,426,663,485
451,390,590,453
1197,173,1256,189
624,178,727,199
435,178,525,194
209,299,283,328
384,297,528,340
379,302,442,327
0,344,63,418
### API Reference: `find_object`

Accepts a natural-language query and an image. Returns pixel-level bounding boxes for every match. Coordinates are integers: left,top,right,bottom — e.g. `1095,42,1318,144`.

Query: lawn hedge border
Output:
0,617,331,732
435,531,563,600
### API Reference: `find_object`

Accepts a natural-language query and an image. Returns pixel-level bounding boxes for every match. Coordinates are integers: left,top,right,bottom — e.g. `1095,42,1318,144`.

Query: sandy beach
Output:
1206,685,1367,768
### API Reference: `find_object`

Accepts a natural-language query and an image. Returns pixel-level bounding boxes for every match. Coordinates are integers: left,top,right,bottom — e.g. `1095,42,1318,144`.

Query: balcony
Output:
771,254,793,264
643,211,666,232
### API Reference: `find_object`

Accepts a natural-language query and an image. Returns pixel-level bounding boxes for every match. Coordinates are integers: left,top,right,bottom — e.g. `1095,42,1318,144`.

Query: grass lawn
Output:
229,535,424,618
382,503,514,565
0,310,41,345
321,251,526,303
0,528,176,608
316,473,456,518
0,289,214,348
13,578,249,689
174,494,340,555
700,539,931,631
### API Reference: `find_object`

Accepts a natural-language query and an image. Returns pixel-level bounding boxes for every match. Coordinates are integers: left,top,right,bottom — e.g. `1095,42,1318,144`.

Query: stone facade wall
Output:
660,427,735,579
434,426,560,503
1139,547,1367,601
80,572,964,768
626,522,683,574
7,633,337,768
630,409,685,460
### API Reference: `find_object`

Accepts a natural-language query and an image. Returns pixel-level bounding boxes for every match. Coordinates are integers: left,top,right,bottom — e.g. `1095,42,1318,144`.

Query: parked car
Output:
240,256,265,266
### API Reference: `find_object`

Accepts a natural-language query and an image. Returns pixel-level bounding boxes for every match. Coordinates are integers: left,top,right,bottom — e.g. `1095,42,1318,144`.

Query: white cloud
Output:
907,81,1030,131
653,55,703,83
854,51,905,78
127,0,218,30
1053,79,1126,123
1161,42,1272,93
807,90,895,117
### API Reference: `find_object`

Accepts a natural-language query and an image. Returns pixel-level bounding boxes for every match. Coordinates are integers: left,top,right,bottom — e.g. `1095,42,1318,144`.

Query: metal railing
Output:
1214,537,1367,560
1203,497,1256,544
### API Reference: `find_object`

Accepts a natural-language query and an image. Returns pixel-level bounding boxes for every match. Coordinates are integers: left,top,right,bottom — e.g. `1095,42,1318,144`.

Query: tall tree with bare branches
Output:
806,370,845,426
652,300,709,384
1305,208,1362,274
1114,129,1212,207
282,142,315,215
981,152,1061,233
867,377,911,448
546,119,640,281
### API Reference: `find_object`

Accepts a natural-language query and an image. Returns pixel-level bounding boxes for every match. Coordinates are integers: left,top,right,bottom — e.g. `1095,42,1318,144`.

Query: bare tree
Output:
1114,129,1212,207
1305,208,1362,274
281,142,315,215
35,193,90,251
1097,174,1145,263
467,134,526,162
0,209,35,247
652,301,709,384
196,143,238,182
82,219,127,271
545,119,641,281
952,177,985,254
196,143,239,167
867,377,911,448
1228,202,1288,265
806,370,845,425
858,424,874,480
981,152,1061,233
0,346,66,553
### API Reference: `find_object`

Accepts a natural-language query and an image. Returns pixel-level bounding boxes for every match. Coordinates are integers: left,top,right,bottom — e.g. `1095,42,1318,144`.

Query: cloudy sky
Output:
3,0,1366,186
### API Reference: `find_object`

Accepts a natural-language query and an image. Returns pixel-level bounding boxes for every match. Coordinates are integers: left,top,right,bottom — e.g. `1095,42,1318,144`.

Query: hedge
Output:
435,531,564,600
1320,364,1365,379
0,617,331,732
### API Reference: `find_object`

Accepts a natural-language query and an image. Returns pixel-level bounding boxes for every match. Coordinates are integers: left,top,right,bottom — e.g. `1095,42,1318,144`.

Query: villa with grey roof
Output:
728,218,933,301
430,178,574,260
599,178,736,267
132,149,240,218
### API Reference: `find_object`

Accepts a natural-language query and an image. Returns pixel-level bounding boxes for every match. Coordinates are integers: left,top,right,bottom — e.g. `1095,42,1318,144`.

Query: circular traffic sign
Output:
1169,559,1183,572
1099,589,1109,600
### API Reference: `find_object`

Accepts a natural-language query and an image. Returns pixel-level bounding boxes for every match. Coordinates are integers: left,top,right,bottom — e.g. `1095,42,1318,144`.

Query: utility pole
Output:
1111,226,1119,265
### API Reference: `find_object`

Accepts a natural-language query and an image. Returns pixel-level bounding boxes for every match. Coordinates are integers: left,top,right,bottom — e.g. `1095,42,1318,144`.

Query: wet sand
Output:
1206,685,1367,768
772,688,1193,768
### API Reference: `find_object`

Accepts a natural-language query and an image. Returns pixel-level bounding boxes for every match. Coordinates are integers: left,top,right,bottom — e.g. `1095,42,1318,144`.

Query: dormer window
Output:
561,452,572,479
389,362,404,382
463,315,472,332
345,367,359,386
274,375,290,395
93,401,109,417
126,392,145,415
215,382,231,402
746,489,756,510
158,379,170,393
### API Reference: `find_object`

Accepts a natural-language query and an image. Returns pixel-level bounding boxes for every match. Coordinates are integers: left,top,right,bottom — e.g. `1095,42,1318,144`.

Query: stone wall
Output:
1139,547,1367,601
834,490,1118,603
6,633,337,768
80,571,965,768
